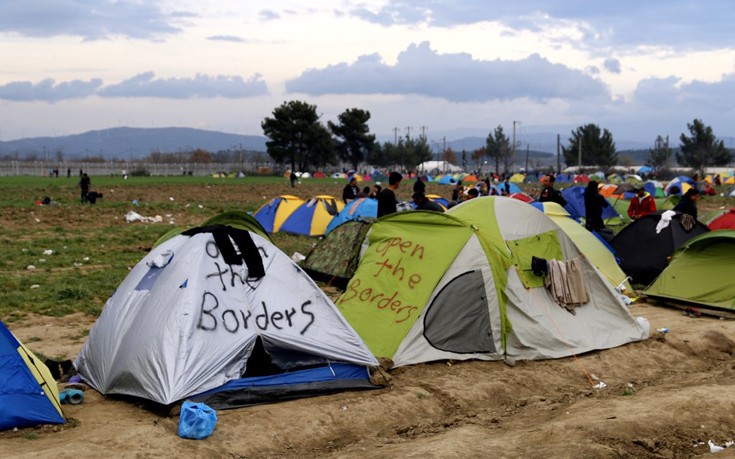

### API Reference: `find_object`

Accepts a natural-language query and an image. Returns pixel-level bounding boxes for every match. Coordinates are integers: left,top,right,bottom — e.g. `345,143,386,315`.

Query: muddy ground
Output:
1,179,734,458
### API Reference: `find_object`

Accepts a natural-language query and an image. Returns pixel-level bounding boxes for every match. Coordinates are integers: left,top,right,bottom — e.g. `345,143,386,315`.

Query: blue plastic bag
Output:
177,401,217,440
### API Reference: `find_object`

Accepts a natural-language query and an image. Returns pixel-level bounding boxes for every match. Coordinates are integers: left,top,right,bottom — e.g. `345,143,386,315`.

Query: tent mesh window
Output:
423,270,495,354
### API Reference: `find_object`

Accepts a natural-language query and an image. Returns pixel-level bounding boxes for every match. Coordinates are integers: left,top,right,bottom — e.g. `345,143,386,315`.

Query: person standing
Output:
673,188,700,220
369,184,382,199
342,176,359,203
502,178,511,196
583,180,609,231
79,173,91,203
538,175,567,206
412,192,444,212
377,172,402,217
627,186,657,220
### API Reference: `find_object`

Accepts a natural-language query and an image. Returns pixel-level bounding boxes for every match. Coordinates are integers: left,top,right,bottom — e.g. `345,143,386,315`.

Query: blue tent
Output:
280,196,343,237
325,198,377,234
562,186,620,221
637,165,653,175
497,182,522,194
190,363,374,409
0,321,65,431
437,175,458,185
556,174,572,183
665,176,696,195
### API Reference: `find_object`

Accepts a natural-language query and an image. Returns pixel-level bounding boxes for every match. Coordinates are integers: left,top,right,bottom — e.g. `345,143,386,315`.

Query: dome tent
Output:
0,321,65,430
645,230,735,311
76,224,377,408
336,199,648,367
609,211,709,286
279,195,344,237
252,195,305,233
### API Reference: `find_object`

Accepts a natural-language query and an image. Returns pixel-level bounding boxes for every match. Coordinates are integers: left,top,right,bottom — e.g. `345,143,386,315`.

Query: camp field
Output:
1,175,734,458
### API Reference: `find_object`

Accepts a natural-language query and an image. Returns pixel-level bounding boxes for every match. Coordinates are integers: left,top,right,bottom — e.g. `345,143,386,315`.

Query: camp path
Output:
1,303,734,458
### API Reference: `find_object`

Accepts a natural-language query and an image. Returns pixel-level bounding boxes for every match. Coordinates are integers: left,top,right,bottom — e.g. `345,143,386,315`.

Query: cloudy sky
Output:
1,0,734,148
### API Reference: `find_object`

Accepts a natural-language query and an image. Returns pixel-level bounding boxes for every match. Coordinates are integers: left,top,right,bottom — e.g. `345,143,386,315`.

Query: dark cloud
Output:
207,35,246,43
603,59,621,74
99,72,268,98
0,0,186,40
286,41,607,103
633,74,735,111
0,78,102,101
345,1,734,51
0,73,268,101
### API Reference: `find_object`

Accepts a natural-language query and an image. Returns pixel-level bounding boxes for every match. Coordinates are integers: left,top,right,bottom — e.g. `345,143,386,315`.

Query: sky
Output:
1,0,734,149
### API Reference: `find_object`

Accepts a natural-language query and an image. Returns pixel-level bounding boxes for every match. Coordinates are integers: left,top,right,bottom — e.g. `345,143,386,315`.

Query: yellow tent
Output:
252,195,305,233
279,195,345,236
510,173,525,183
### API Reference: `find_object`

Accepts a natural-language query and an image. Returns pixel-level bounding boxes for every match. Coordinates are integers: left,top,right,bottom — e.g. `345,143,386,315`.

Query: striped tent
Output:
252,195,305,233
280,195,345,236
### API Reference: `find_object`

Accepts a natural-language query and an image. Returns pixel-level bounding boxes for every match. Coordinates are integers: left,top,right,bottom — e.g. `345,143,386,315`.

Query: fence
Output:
0,161,281,177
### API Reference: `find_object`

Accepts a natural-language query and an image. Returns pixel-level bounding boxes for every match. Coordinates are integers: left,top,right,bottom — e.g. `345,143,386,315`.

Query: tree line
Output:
260,100,733,174
7,101,730,175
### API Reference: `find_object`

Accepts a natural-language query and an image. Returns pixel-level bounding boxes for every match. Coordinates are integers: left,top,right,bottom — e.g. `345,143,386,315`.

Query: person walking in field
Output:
79,173,90,203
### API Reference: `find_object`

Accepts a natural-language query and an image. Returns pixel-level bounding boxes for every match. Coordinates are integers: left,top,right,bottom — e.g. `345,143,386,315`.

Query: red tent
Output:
708,208,735,230
510,192,534,203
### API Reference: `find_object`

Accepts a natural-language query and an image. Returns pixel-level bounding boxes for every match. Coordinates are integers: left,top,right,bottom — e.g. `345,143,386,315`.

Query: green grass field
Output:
0,174,731,322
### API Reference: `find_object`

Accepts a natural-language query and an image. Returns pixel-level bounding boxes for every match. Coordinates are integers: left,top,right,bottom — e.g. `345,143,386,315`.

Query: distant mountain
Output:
0,127,268,159
434,134,653,155
2,126,732,166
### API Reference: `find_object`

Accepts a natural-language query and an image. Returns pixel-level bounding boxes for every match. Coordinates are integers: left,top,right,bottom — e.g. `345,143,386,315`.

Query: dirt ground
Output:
2,303,734,459
2,180,734,458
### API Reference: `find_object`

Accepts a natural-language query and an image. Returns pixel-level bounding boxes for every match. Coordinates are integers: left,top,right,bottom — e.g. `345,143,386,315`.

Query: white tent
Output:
76,225,377,406
417,160,463,174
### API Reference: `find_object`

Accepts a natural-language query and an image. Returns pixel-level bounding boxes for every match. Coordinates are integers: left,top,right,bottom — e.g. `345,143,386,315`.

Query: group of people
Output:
537,173,702,236
341,172,445,218
338,170,708,234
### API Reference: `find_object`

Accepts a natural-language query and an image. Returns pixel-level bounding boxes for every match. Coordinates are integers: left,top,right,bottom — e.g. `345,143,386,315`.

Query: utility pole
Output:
512,120,520,173
577,140,582,174
525,144,529,173
420,126,427,137
405,126,413,139
393,127,399,144
556,134,561,174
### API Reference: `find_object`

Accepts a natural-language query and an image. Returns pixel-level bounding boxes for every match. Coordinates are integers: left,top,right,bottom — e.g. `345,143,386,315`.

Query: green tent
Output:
301,220,373,289
644,230,735,310
532,202,632,292
336,197,648,367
